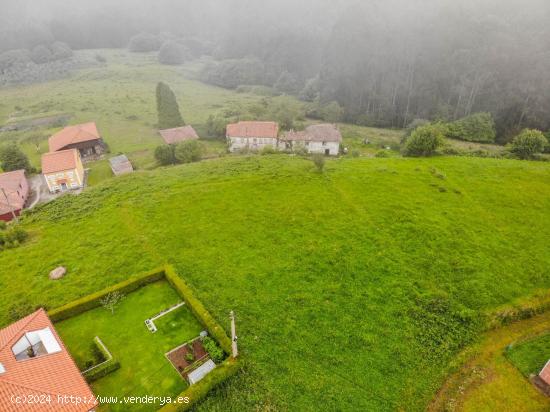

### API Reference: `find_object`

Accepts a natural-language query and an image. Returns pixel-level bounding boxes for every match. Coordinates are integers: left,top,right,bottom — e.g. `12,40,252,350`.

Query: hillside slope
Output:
0,156,549,411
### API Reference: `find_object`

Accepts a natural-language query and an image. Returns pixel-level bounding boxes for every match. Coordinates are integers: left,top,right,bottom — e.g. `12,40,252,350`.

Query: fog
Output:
1,0,549,139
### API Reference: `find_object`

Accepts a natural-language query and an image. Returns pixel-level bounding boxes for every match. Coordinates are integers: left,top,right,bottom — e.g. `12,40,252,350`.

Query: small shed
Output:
109,155,133,176
159,126,199,145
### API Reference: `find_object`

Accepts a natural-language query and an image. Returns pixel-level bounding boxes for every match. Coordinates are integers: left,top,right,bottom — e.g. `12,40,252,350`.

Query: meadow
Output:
0,154,548,411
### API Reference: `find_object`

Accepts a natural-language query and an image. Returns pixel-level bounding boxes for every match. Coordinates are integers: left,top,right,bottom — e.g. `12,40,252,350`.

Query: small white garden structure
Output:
188,359,216,385
144,301,185,333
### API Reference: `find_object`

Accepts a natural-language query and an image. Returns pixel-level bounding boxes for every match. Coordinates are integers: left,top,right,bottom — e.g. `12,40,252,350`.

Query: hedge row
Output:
164,265,232,354
159,357,242,412
83,336,121,382
48,267,165,322
487,292,550,329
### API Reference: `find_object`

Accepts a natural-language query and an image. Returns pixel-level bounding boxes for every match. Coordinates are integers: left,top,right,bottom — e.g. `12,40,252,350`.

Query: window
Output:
322,141,327,146
0,362,5,374
12,327,62,361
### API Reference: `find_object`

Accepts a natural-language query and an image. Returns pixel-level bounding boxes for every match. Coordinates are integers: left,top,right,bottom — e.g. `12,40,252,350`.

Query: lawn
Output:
56,280,204,411
0,155,549,411
506,333,550,378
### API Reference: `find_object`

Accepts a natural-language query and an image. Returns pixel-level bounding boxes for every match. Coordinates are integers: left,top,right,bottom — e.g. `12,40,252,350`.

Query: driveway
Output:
27,174,85,209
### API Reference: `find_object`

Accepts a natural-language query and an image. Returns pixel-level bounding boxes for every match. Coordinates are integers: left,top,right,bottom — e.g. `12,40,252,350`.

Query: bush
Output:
403,124,444,157
0,49,32,73
174,140,203,164
374,150,391,158
164,266,233,354
95,54,106,63
30,45,53,64
83,337,120,382
128,33,162,52
158,41,186,65
0,144,33,172
0,221,6,231
446,112,496,143
154,145,177,166
202,336,225,363
312,154,325,172
50,42,73,60
205,115,227,139
260,145,278,155
510,129,547,159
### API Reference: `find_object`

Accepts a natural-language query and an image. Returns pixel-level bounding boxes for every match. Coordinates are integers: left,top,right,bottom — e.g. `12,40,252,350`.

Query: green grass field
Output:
506,334,550,378
0,154,549,411
56,280,203,411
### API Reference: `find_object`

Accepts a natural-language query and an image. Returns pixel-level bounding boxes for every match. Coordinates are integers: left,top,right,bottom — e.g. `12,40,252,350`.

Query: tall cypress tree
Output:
156,82,184,129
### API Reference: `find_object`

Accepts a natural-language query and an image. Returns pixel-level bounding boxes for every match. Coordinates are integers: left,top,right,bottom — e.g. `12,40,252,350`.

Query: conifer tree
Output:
156,82,184,129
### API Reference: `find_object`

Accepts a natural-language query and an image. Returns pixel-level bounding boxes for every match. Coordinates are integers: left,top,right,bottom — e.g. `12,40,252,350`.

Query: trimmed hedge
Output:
159,357,242,412
48,265,240,411
164,266,232,354
83,336,120,382
48,267,165,322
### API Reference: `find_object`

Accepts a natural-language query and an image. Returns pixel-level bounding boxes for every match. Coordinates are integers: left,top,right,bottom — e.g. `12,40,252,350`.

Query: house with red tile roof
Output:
280,124,342,156
0,170,29,222
159,126,199,145
49,122,105,161
226,121,279,153
41,149,85,193
0,308,97,411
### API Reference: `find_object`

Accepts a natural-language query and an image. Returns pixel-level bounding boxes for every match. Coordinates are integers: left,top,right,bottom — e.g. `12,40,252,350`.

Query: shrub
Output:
0,144,33,172
0,49,32,73
510,129,547,159
158,41,186,65
50,42,73,60
95,54,106,63
446,112,496,143
83,337,120,382
374,150,390,158
30,45,53,64
321,101,344,123
0,221,6,231
403,124,444,157
154,144,177,166
205,115,227,139
174,140,203,164
260,145,278,155
312,154,325,172
202,336,225,363
128,33,162,52
403,119,430,142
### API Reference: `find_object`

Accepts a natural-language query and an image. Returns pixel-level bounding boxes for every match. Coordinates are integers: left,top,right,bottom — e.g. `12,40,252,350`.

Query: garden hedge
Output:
48,265,241,411
83,336,121,382
48,267,165,322
164,265,233,354
159,357,242,412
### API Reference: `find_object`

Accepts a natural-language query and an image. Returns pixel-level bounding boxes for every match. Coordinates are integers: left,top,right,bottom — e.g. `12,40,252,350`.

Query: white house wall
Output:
228,137,279,152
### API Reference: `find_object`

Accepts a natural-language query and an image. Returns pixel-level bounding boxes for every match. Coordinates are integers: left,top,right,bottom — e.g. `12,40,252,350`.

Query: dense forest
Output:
1,0,549,141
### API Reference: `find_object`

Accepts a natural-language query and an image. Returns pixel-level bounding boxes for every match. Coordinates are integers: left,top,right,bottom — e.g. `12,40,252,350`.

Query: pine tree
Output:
156,82,184,129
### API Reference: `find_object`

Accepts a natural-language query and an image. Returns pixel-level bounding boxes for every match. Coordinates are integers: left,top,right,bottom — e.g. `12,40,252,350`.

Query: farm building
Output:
0,170,29,222
41,149,85,193
0,308,97,411
49,122,105,161
109,154,134,176
159,125,199,145
226,121,279,153
280,124,342,156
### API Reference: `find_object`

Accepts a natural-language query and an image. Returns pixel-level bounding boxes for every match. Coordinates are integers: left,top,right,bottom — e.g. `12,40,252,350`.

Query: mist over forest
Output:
1,0,549,141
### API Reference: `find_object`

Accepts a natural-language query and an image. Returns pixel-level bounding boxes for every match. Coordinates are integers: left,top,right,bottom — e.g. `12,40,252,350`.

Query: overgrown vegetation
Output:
510,129,548,160
0,224,28,251
403,124,444,157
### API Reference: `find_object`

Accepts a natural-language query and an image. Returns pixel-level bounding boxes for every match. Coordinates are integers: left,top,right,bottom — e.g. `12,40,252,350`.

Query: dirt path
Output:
429,312,550,411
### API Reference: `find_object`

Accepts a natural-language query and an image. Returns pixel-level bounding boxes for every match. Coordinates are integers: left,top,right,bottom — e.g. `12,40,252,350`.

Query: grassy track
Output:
430,312,550,411
0,155,548,410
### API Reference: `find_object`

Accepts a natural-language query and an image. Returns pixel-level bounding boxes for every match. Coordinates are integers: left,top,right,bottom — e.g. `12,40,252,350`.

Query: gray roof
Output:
109,155,133,176
281,124,342,143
